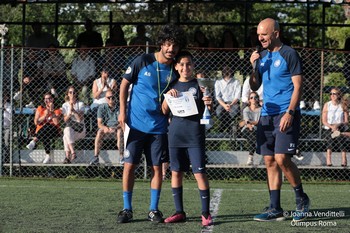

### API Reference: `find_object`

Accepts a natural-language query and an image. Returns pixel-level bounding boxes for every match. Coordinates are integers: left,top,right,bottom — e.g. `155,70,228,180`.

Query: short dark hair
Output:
157,24,187,50
175,50,193,63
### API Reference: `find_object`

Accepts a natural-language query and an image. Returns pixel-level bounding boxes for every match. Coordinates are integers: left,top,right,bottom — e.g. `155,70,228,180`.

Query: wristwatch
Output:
286,109,295,116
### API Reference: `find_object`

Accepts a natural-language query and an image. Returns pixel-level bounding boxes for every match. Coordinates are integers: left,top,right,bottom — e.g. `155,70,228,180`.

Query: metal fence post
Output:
0,24,9,176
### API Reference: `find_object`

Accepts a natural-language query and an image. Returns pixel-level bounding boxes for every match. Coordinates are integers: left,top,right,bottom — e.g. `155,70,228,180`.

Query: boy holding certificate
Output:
161,51,214,227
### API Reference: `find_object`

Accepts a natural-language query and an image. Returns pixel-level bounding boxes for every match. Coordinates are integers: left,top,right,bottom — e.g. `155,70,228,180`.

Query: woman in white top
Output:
62,86,86,164
90,67,117,110
241,91,261,165
322,87,348,167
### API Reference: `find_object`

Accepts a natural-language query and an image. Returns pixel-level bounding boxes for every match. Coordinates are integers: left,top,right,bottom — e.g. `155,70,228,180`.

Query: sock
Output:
172,186,184,213
150,188,161,211
293,183,305,199
199,189,210,216
123,191,133,210
270,190,281,210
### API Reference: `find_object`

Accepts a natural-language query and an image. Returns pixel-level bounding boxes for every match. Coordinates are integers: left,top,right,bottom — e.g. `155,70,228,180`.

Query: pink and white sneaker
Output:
201,214,213,226
164,212,186,223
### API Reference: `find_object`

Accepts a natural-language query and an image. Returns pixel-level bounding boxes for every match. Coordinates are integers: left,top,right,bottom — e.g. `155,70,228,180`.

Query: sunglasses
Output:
44,97,53,100
106,96,115,100
69,91,76,94
330,92,339,96
250,96,259,100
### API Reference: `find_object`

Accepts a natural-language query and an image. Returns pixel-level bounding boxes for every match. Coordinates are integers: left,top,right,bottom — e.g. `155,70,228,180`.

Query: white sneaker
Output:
247,155,254,165
300,100,306,109
26,140,36,150
43,154,51,164
25,102,35,108
13,91,22,100
313,101,320,110
331,130,341,139
294,149,304,161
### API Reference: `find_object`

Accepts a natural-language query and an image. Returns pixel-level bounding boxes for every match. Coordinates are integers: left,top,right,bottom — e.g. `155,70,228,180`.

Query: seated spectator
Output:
90,67,117,110
89,90,123,165
70,43,96,105
322,87,348,167
13,72,38,141
22,49,43,103
240,92,261,165
13,72,37,108
25,22,59,49
107,24,127,47
192,29,210,48
214,66,241,134
62,86,86,164
2,91,12,164
129,24,154,52
25,22,59,69
219,29,239,48
88,67,117,133
26,93,62,164
76,18,103,56
241,77,263,109
42,44,68,99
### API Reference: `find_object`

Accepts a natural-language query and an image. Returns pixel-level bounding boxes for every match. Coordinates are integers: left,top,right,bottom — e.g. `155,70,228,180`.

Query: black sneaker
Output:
89,156,99,166
148,210,164,223
117,209,133,223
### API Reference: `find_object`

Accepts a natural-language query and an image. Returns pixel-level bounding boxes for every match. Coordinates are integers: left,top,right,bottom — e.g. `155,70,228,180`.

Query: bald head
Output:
257,18,282,51
259,18,280,32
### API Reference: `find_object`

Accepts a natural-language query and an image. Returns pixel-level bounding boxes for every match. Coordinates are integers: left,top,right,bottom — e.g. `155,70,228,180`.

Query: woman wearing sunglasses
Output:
62,86,86,164
26,93,62,164
322,87,348,167
240,91,261,165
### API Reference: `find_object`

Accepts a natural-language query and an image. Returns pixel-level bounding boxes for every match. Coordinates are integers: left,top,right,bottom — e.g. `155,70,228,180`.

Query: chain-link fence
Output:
1,46,350,181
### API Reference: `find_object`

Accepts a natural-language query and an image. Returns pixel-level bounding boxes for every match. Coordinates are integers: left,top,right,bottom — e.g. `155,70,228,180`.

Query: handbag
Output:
66,102,85,133
67,120,84,133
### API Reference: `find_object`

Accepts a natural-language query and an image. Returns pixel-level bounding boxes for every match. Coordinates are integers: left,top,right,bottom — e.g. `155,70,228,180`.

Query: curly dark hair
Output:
156,24,187,50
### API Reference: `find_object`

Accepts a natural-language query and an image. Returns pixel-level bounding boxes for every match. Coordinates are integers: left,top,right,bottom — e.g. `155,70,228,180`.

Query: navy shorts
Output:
169,147,206,174
124,128,167,166
257,111,300,155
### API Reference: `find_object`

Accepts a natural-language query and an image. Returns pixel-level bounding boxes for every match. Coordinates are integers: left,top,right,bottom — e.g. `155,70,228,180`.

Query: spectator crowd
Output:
2,19,349,168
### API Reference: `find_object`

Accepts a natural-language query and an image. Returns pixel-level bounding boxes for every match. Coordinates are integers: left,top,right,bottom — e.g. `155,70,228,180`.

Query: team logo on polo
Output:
125,67,132,74
124,149,130,158
189,87,197,96
274,59,281,68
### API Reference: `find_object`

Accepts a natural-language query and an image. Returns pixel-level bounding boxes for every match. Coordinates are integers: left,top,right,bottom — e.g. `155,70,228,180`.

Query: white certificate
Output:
164,91,198,117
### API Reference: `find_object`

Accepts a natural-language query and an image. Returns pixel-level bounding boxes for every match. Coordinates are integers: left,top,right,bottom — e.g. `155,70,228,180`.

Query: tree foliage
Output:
0,2,348,49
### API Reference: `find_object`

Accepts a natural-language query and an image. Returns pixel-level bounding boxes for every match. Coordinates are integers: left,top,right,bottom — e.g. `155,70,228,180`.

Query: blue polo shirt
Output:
258,45,303,116
123,53,177,134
